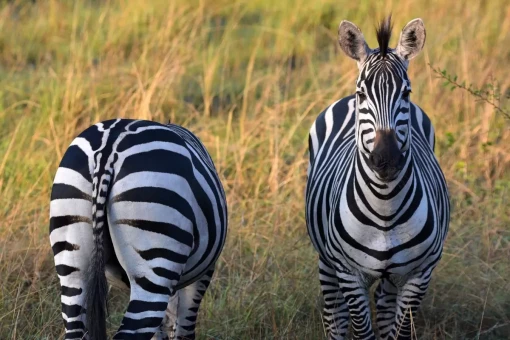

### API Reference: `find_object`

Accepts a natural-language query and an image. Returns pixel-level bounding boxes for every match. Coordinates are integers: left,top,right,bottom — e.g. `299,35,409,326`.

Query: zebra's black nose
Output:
369,148,404,169
369,153,383,169
368,129,405,181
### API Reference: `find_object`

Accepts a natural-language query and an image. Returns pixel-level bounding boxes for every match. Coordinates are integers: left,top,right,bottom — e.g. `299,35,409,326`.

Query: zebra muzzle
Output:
367,130,405,181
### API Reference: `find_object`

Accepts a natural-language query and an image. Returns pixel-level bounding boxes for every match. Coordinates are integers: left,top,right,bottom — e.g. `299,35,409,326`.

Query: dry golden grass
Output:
0,0,509,339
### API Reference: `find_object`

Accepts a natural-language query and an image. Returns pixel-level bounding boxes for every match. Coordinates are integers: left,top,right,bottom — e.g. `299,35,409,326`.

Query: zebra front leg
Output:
336,271,376,340
319,258,349,339
391,270,432,340
374,278,398,339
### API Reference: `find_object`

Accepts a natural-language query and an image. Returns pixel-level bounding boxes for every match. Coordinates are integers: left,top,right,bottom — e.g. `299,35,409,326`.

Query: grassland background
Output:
0,0,509,339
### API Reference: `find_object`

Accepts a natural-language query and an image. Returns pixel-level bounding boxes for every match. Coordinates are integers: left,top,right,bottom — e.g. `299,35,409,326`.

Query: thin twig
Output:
428,63,510,120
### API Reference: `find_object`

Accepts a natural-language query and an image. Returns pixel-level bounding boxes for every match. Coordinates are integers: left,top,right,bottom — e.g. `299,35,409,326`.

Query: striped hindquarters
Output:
49,119,228,339
108,120,228,287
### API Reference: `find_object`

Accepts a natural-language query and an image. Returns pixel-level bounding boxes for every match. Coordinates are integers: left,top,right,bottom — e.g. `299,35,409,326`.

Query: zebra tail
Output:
85,165,113,339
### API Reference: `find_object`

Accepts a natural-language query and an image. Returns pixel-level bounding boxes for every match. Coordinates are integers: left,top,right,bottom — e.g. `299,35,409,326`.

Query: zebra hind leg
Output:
374,278,398,340
49,177,95,339
107,220,193,340
50,224,94,340
111,253,187,340
173,267,216,340
106,176,196,339
156,267,215,340
151,292,178,340
319,258,349,340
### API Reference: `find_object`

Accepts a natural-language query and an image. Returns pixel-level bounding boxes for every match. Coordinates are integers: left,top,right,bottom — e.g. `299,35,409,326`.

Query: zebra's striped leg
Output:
391,271,432,340
51,227,93,340
156,267,215,340
157,293,178,340
173,267,215,340
336,271,376,340
374,278,398,340
151,292,178,340
111,258,185,340
319,258,349,339
107,222,192,340
107,173,196,339
49,176,94,340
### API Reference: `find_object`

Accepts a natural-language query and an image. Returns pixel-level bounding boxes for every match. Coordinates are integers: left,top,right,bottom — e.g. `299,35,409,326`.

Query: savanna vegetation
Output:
0,0,509,339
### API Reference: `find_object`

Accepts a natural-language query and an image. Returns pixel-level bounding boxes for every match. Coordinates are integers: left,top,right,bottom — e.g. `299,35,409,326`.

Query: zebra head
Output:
337,15,426,182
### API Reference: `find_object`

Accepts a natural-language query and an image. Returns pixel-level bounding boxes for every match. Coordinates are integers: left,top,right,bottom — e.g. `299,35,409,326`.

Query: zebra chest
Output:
326,189,433,277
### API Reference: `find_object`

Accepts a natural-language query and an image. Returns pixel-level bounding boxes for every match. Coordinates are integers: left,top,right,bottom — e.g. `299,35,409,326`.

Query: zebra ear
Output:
396,18,426,61
338,20,370,63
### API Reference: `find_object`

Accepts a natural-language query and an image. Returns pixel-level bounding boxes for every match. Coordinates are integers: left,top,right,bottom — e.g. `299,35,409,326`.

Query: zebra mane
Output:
375,14,393,58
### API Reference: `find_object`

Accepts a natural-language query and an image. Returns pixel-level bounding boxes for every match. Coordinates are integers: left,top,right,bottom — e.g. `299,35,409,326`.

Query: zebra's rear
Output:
49,119,227,340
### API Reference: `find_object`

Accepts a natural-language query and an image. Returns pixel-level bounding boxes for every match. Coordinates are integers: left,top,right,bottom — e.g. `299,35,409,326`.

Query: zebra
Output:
305,16,450,339
49,118,228,340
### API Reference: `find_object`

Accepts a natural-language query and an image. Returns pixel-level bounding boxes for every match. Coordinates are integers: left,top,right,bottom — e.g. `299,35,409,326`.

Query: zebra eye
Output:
402,90,411,99
357,91,367,101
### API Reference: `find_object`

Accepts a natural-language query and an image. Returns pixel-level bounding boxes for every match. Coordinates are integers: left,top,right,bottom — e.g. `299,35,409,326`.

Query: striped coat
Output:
305,16,450,340
49,119,227,340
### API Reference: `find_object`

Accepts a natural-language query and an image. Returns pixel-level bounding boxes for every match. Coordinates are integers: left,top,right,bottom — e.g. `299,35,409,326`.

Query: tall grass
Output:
0,0,509,339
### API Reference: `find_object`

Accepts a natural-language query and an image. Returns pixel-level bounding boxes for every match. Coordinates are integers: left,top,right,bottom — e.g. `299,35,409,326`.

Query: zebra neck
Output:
349,150,414,219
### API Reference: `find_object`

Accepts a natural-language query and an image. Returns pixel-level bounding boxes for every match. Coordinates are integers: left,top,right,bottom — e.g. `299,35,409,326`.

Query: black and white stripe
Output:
49,119,227,340
306,17,449,339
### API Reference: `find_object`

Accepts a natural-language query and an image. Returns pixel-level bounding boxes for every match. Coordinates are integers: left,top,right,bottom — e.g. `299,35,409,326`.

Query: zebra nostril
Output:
397,154,405,170
369,153,381,168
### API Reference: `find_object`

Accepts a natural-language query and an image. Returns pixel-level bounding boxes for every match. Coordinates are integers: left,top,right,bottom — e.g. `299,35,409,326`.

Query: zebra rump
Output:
49,118,227,340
